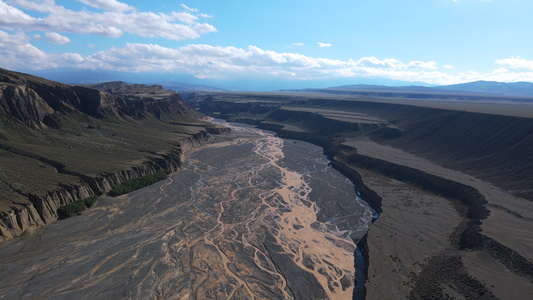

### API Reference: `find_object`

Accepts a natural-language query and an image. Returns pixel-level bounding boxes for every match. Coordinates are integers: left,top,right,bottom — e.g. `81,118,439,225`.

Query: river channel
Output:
0,121,372,299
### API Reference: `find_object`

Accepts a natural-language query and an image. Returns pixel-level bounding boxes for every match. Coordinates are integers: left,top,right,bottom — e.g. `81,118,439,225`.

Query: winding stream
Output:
0,120,372,299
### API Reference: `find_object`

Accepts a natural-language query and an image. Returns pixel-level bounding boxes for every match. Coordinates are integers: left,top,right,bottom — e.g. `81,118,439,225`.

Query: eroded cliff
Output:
0,68,225,241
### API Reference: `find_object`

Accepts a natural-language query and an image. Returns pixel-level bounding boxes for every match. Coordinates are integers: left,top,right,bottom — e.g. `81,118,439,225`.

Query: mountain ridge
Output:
315,80,533,98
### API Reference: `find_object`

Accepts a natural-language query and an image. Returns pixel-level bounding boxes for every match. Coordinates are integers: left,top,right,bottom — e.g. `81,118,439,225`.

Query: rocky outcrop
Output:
205,125,232,135
0,130,210,242
86,81,191,119
0,84,58,128
0,202,45,241
127,94,190,119
71,85,128,119
0,68,194,128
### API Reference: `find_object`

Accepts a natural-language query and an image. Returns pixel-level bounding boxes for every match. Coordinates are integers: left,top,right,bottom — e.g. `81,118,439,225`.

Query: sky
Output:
1,0,533,89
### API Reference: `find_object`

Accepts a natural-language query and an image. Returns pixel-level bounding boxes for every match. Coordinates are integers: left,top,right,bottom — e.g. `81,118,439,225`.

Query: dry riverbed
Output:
0,121,372,299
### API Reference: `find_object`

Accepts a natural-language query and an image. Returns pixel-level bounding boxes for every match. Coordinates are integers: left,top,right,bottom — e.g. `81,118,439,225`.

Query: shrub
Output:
108,169,169,196
57,195,99,219
57,201,87,219
83,195,98,208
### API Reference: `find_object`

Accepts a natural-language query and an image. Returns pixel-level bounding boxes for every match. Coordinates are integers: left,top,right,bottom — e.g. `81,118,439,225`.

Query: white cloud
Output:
74,43,452,83
0,30,54,69
171,11,199,24
77,44,533,84
408,61,437,69
60,52,84,63
77,0,134,12
292,43,304,46
0,1,35,25
0,1,216,41
33,34,41,40
318,42,332,47
45,32,70,44
0,30,83,69
444,65,454,69
2,29,532,85
495,56,533,70
181,4,198,12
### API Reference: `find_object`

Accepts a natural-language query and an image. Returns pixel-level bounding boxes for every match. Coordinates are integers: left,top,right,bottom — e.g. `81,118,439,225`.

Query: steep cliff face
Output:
71,86,128,119
127,94,190,119
87,81,192,119
196,95,533,200
0,84,57,128
0,69,194,127
0,69,126,127
0,130,210,241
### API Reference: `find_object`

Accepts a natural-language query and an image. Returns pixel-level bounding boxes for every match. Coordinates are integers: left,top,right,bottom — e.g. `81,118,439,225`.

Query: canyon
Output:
1,67,533,299
188,90,533,299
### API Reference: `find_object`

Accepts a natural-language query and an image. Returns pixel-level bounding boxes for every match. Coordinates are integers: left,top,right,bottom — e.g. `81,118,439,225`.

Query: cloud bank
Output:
0,0,216,40
2,28,531,85
496,56,533,71
0,1,531,86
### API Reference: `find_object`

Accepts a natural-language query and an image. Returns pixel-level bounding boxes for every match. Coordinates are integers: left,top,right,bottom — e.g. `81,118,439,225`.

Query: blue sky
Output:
1,0,533,89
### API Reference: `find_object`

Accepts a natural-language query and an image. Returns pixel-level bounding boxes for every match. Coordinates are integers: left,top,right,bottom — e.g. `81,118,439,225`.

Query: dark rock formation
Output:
0,69,193,127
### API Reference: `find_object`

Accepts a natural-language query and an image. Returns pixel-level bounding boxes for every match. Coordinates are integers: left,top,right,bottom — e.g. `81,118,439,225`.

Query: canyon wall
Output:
0,131,210,241
0,68,218,242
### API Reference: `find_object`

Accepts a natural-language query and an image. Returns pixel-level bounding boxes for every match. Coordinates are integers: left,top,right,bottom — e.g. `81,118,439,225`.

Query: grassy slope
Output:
0,108,210,215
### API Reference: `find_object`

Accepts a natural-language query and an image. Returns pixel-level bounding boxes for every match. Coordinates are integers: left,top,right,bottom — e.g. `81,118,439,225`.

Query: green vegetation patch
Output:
57,195,98,219
108,169,169,196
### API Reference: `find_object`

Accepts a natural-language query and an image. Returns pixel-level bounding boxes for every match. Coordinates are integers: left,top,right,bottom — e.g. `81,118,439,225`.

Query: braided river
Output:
0,121,372,299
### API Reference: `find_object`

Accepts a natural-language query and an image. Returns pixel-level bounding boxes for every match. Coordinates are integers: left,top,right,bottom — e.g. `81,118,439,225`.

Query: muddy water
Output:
0,121,372,299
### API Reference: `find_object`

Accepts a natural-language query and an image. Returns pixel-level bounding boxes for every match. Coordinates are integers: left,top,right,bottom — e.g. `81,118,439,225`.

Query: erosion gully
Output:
0,120,372,299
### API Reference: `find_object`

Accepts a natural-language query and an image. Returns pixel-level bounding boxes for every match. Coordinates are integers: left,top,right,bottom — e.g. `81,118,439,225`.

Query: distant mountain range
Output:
20,67,533,97
28,68,227,93
320,81,533,98
437,81,533,97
